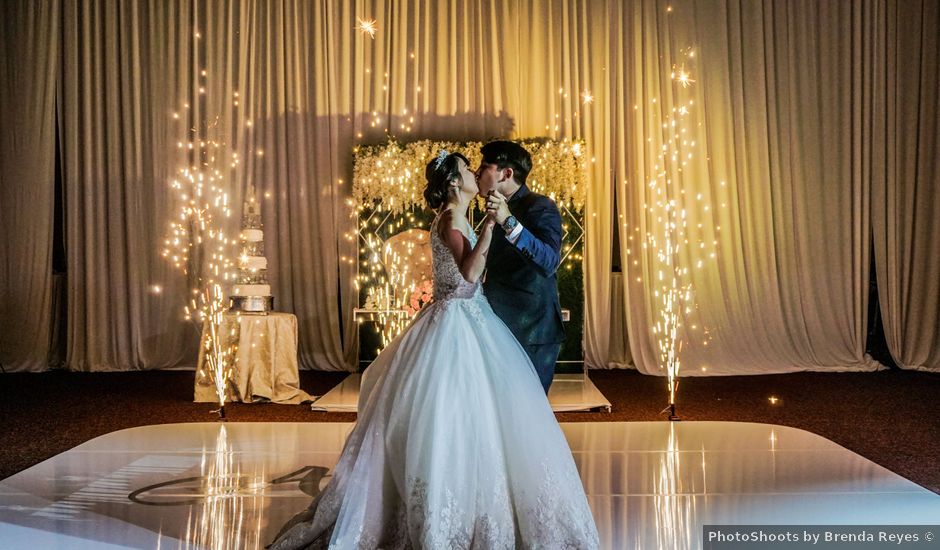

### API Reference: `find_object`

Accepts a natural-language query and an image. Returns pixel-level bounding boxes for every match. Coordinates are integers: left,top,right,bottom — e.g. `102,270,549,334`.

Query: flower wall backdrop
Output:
351,138,588,365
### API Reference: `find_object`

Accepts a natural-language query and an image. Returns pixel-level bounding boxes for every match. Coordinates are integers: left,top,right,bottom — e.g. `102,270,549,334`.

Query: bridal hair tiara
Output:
433,149,449,169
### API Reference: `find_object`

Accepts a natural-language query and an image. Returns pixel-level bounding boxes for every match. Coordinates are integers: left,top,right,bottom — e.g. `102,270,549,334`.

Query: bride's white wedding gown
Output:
271,215,599,549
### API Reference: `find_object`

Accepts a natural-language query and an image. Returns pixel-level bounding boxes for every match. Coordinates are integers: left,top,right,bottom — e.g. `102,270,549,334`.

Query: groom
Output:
476,140,565,394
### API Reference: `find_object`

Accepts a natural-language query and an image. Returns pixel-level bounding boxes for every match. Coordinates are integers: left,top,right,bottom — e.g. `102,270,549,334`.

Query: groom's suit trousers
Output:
523,342,562,394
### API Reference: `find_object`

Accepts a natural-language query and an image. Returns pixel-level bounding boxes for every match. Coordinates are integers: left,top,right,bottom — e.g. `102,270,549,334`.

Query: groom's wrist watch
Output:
501,215,518,233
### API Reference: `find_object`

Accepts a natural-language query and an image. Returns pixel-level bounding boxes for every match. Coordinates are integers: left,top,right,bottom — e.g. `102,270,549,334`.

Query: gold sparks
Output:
635,22,717,417
162,57,253,415
356,17,377,38
672,64,695,88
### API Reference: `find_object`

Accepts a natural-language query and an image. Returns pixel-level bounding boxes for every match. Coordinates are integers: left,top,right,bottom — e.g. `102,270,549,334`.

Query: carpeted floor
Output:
0,368,937,494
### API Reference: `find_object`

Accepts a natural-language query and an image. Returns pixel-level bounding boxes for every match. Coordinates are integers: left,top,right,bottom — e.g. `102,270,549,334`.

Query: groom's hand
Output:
485,190,511,225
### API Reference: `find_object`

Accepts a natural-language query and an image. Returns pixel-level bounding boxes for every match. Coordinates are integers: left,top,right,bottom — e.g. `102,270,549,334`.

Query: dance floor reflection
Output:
1,421,938,549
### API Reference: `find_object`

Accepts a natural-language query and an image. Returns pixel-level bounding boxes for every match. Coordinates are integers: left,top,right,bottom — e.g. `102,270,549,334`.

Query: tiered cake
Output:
230,187,274,313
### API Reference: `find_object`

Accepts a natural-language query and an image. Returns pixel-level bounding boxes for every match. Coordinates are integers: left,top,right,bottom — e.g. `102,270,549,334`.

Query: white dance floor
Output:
1,421,938,549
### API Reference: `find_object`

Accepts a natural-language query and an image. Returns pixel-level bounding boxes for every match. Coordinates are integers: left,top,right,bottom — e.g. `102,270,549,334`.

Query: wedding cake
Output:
230,186,274,313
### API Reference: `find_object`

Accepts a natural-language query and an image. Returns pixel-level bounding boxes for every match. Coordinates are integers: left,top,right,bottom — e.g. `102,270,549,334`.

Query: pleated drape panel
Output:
54,0,617,372
60,0,199,371
194,0,360,371
871,0,940,371
0,0,59,372
615,0,884,375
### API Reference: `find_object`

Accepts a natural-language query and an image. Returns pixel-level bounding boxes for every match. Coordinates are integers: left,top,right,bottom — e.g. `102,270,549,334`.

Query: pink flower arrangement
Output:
405,280,434,316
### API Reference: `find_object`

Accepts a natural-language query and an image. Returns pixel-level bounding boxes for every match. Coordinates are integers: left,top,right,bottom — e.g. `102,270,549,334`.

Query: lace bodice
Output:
430,214,482,302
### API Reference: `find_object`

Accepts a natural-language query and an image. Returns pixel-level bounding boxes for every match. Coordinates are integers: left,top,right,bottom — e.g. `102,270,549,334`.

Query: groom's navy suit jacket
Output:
483,184,566,346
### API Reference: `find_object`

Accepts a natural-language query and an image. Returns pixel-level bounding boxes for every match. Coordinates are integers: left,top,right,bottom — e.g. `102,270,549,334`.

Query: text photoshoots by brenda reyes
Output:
703,525,939,549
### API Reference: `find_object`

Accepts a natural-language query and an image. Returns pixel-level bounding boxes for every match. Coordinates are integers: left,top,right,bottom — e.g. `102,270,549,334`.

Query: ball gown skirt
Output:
270,228,598,549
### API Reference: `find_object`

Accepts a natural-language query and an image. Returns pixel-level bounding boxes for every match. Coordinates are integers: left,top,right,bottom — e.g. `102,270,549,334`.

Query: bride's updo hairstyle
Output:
423,151,470,209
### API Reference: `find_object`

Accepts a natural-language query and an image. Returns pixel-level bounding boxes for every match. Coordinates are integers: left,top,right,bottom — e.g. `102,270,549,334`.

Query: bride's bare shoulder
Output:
438,208,456,223
436,209,456,234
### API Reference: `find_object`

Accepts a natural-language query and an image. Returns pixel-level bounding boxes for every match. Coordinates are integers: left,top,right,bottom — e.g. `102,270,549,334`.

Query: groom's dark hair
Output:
481,141,531,186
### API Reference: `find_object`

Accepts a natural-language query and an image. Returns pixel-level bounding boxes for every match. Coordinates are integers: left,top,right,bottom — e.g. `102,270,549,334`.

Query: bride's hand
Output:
482,212,497,232
477,213,496,251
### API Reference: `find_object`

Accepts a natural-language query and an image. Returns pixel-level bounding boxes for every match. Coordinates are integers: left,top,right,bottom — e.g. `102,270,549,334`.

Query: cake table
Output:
194,312,312,404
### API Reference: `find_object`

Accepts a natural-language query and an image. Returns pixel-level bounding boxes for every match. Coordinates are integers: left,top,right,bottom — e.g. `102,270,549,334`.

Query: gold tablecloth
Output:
194,312,312,404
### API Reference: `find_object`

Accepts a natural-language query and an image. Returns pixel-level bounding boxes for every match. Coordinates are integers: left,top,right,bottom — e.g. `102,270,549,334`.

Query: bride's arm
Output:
438,210,495,284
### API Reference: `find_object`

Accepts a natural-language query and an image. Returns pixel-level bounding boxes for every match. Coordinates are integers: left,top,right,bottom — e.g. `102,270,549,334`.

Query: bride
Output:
270,151,599,549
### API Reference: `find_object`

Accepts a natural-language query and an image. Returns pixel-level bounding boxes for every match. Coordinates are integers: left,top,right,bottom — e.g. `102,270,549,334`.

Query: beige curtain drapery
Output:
51,0,545,372
871,0,940,372
47,0,617,371
192,0,360,370
612,0,887,375
56,0,366,371
1,0,937,374
60,0,198,370
336,0,619,369
0,0,59,372
612,0,938,375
